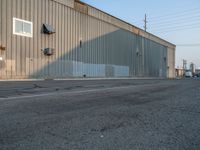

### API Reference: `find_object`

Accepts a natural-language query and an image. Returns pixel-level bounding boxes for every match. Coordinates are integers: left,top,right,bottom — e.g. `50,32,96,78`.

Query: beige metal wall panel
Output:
53,0,74,8
1,0,7,78
88,6,131,33
0,0,3,78
74,1,88,14
167,47,176,78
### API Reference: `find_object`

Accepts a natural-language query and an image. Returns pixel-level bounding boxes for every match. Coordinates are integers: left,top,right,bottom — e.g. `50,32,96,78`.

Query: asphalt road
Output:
0,79,200,150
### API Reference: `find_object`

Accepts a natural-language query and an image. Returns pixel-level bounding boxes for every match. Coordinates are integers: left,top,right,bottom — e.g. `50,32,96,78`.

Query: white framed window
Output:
13,18,33,37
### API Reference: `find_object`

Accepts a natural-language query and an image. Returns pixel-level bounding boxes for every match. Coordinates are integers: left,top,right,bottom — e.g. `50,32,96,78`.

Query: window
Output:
13,18,33,37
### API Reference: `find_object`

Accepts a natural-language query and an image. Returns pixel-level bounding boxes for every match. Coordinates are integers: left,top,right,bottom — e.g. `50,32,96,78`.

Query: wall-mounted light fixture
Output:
79,37,83,48
136,51,139,56
0,45,6,50
42,48,54,56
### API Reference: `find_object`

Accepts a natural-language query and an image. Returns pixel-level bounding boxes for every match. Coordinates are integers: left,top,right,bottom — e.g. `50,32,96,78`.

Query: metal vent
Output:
43,48,54,56
43,24,55,34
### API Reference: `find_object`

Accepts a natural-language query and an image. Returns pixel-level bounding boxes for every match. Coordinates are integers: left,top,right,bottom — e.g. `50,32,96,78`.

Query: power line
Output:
134,14,200,29
149,14,200,25
176,44,200,47
152,25,200,33
149,20,200,30
151,22,200,31
151,8,200,19
149,17,200,28
150,10,200,21
133,8,200,33
152,25,200,32
153,27,200,33
133,7,200,23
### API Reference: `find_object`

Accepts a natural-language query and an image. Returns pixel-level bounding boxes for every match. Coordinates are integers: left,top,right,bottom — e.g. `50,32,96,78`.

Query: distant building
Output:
190,63,195,74
176,68,184,78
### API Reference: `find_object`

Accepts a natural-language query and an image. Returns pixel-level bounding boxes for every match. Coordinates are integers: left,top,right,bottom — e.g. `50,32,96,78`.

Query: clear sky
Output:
81,0,200,69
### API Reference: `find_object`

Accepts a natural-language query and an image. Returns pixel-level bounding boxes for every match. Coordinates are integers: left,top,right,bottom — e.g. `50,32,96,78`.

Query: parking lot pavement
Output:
0,79,200,150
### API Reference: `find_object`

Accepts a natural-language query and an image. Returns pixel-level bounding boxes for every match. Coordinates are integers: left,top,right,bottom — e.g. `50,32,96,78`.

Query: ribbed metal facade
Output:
0,0,174,79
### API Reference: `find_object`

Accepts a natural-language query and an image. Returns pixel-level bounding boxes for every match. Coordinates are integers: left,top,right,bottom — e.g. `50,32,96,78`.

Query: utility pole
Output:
183,59,187,72
182,59,187,77
144,14,147,31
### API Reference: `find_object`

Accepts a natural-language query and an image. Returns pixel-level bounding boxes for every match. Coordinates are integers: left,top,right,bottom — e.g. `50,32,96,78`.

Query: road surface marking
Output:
0,85,148,101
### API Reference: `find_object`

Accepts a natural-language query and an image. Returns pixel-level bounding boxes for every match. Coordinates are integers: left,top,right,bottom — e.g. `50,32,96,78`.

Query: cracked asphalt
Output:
0,79,200,150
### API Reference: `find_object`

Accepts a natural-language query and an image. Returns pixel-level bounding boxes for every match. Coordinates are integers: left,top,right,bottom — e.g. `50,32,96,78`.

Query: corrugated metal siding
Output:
53,0,74,8
167,47,175,78
0,0,168,79
88,7,132,32
0,0,2,78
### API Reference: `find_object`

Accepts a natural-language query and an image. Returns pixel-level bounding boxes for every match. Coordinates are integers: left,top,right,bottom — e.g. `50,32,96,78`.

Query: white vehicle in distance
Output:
185,71,193,78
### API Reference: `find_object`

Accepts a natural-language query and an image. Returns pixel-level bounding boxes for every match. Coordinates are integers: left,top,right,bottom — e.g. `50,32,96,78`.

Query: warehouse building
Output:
0,0,176,79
